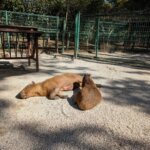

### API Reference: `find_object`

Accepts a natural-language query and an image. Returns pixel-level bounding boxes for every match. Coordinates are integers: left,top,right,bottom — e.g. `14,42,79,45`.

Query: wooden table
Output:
0,25,43,71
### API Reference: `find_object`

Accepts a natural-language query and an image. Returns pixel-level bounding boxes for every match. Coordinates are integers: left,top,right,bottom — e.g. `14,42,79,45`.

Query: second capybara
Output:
75,74,102,110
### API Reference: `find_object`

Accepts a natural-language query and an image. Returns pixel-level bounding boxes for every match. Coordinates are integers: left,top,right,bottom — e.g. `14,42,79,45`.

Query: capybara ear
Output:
82,74,91,87
85,77,90,84
32,81,35,84
85,73,91,77
88,74,91,77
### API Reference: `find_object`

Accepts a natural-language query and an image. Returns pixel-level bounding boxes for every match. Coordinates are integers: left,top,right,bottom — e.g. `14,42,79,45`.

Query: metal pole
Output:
5,11,8,25
62,19,66,53
6,11,10,51
74,12,80,58
56,16,59,53
95,17,100,58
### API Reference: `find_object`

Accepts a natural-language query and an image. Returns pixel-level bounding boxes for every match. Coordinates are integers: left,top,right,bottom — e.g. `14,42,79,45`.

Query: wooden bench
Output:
0,25,43,71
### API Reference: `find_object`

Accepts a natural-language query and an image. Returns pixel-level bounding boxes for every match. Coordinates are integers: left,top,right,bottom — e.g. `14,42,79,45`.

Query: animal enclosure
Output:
0,10,150,60
68,12,150,58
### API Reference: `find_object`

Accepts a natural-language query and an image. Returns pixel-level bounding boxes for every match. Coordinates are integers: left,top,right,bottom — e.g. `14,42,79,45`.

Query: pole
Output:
74,12,80,58
6,11,10,51
62,19,66,53
95,17,100,58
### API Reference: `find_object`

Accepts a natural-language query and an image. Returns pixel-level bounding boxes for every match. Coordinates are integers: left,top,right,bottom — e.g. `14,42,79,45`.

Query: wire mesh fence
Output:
0,10,59,33
0,10,150,58
0,10,62,53
71,12,150,58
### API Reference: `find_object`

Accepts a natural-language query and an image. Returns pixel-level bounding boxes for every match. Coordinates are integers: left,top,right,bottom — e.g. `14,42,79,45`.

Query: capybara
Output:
75,74,102,110
17,73,83,100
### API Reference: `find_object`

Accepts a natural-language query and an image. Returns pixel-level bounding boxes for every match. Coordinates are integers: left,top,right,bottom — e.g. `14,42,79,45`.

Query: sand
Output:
0,52,150,150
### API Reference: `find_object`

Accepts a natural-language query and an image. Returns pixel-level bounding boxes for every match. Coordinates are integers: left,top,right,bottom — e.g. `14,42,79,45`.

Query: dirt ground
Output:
0,52,150,150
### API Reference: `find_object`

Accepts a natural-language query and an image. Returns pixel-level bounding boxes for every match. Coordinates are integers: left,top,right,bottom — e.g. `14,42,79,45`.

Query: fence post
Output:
5,11,8,25
55,16,60,53
95,17,100,58
62,19,66,53
5,11,10,51
74,12,80,58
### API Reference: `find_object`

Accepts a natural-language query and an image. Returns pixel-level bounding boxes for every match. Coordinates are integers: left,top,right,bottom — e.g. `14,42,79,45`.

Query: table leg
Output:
34,36,39,71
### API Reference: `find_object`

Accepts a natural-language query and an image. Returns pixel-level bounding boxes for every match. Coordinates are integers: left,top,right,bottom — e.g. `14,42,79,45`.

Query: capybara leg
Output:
47,94,59,100
57,92,68,99
47,88,60,100
61,85,73,91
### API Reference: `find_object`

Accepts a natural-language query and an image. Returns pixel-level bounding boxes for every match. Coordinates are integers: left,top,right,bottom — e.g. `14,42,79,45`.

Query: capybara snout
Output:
16,92,22,99
16,82,38,99
16,89,29,99
17,91,27,99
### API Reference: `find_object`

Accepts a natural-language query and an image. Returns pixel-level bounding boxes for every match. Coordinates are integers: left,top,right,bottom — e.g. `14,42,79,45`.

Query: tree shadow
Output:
0,99,17,137
14,122,150,150
1,53,149,116
0,61,36,80
102,78,150,114
0,56,93,83
0,60,61,83
0,98,18,121
77,53,150,70
125,70,150,75
0,99,12,118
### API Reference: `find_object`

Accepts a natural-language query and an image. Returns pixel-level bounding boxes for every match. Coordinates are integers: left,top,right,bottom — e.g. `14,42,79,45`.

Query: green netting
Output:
0,10,149,56
0,10,59,33
80,18,95,43
0,10,63,54
78,13,150,53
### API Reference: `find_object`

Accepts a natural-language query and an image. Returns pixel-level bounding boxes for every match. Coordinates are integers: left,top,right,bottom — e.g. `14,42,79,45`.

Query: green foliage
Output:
86,0,104,14
0,0,149,16
125,0,150,10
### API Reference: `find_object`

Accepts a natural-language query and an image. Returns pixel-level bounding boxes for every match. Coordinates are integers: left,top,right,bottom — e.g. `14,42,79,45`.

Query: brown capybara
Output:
75,74,102,110
17,73,83,100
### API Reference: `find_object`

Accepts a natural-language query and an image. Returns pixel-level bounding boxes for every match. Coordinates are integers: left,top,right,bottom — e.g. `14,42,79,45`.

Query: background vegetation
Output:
0,0,150,17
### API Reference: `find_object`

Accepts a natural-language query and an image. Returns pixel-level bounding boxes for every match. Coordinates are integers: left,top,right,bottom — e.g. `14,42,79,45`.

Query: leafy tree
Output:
86,0,104,14
125,0,150,10
0,0,149,16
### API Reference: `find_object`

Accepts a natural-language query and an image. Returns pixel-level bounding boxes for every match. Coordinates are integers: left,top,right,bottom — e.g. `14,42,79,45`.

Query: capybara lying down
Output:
17,73,82,100
75,74,102,110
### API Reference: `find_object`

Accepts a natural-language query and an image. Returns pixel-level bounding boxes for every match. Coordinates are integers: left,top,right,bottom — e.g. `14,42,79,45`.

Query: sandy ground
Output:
0,52,150,150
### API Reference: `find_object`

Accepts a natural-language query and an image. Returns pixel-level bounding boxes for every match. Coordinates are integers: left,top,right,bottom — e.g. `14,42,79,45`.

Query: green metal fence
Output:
73,12,150,58
0,10,59,33
0,10,63,53
0,10,150,58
